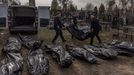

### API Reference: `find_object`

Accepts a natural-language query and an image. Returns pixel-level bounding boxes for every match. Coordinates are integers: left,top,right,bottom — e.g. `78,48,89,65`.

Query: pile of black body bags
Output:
0,35,134,75
0,35,49,75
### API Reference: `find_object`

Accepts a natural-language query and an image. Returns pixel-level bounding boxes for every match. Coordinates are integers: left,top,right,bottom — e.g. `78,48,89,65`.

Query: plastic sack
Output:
78,26,91,33
83,45,118,59
116,42,134,53
0,53,23,75
3,37,22,53
19,34,42,49
108,40,134,56
66,45,97,64
66,25,92,41
28,49,49,75
45,45,73,67
27,41,49,75
102,43,134,56
0,60,23,75
110,40,121,45
0,37,23,75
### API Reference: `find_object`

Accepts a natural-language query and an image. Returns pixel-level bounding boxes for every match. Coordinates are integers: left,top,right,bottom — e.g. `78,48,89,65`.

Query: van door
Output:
0,4,8,29
38,6,50,28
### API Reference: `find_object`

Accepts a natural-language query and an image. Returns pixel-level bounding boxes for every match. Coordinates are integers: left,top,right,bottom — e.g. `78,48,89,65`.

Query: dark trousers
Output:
90,30,102,45
52,28,65,43
72,24,78,39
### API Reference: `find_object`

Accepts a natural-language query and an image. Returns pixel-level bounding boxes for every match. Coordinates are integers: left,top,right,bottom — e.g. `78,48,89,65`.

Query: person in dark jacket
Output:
71,12,78,27
52,12,66,43
72,15,78,27
90,15,102,45
71,12,78,39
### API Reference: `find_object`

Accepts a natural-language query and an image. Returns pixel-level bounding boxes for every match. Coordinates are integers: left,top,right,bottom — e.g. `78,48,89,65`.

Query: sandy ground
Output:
0,29,134,75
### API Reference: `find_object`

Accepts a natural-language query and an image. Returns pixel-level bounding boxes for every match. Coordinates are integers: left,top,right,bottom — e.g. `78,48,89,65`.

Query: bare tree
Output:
58,0,69,8
29,0,35,6
99,3,105,19
107,0,115,12
85,3,94,10
119,0,130,25
130,0,134,16
51,0,59,15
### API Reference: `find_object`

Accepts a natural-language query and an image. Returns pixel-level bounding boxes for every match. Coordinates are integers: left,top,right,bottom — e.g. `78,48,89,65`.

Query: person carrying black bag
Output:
90,15,102,45
71,12,78,39
72,14,78,27
52,12,66,43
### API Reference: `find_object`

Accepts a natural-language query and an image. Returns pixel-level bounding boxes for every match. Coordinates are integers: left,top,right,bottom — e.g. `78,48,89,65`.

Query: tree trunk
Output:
123,8,126,25
29,0,35,6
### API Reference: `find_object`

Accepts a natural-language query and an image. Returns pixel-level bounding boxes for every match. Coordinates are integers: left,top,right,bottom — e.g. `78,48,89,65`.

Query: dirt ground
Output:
0,29,134,75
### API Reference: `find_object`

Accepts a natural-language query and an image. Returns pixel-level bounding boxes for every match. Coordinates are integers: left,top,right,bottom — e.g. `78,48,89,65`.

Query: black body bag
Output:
19,34,42,49
27,42,49,75
83,45,118,59
116,42,134,53
45,45,73,68
108,40,134,56
0,37,23,75
66,45,97,64
66,25,92,41
19,35,49,75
